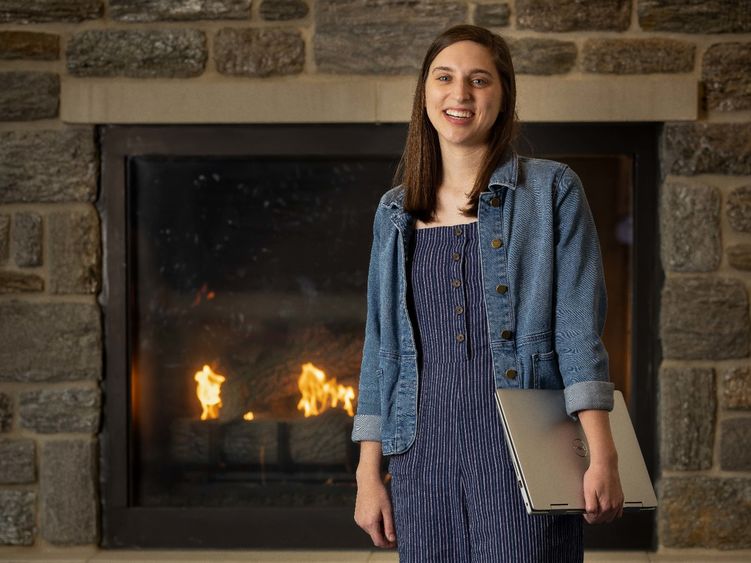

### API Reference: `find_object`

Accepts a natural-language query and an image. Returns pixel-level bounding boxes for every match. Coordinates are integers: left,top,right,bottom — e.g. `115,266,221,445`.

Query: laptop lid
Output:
494,389,657,515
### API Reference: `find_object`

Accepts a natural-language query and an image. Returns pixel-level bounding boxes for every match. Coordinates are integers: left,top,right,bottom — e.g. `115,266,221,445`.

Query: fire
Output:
192,282,216,307
296,361,355,417
194,364,225,420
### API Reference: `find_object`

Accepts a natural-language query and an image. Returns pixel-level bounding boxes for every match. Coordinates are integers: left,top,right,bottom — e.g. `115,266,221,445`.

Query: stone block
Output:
260,0,308,21
314,0,466,74
0,128,97,203
0,213,9,263
19,387,100,433
720,417,751,470
517,0,630,31
659,476,751,548
0,31,59,60
110,0,251,22
726,244,751,271
703,42,751,112
48,206,100,294
214,28,305,77
660,276,749,359
639,0,751,33
0,270,44,293
0,0,102,23
727,184,751,232
582,38,694,74
659,366,715,470
41,439,98,545
67,29,207,78
13,211,42,267
721,366,751,409
508,37,576,75
659,181,720,272
474,3,510,27
0,438,36,483
0,490,36,545
0,71,59,121
0,392,11,431
0,300,101,382
661,123,751,176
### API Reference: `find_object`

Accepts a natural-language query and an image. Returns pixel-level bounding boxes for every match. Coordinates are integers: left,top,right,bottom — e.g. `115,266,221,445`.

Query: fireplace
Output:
99,123,660,549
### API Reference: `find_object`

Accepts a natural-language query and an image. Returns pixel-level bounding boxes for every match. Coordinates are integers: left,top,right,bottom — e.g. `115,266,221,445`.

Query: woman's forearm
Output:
356,440,384,480
577,409,618,465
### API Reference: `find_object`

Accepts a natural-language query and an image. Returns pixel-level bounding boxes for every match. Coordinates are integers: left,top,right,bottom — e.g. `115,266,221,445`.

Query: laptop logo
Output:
572,438,588,458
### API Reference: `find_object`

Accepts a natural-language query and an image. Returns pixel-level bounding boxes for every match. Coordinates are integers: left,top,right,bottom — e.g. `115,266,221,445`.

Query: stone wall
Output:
0,0,750,553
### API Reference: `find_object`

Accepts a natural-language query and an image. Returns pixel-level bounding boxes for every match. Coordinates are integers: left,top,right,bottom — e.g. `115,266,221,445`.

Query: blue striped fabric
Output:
388,220,583,562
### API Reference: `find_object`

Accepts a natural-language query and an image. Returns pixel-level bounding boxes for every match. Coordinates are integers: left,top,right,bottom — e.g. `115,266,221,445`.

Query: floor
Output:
1,549,751,562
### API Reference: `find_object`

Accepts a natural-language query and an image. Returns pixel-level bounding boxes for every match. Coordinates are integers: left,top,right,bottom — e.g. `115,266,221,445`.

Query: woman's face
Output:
425,40,502,151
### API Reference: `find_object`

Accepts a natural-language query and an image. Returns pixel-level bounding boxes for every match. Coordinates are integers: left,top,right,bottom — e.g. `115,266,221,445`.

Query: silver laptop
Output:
494,389,657,515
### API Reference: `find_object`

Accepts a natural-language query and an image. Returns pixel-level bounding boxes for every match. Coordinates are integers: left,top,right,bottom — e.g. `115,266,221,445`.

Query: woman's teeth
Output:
445,110,473,119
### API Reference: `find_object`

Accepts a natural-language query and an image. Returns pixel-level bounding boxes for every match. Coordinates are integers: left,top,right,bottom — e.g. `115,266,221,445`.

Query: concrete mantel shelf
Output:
60,76,697,124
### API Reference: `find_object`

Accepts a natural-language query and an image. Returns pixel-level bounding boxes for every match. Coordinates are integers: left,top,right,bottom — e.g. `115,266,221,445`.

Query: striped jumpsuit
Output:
387,220,583,562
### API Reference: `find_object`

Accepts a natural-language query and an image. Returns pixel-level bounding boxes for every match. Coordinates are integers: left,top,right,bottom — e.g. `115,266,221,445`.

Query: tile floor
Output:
1,549,751,563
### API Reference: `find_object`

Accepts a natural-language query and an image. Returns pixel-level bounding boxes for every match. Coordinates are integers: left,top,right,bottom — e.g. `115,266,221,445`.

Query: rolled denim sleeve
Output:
351,206,383,442
554,166,614,419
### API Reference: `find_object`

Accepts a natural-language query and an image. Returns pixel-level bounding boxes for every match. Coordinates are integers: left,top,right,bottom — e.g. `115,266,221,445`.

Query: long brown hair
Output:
394,24,520,221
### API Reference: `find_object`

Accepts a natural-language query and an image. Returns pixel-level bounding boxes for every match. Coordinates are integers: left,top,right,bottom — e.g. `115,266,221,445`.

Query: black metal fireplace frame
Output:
98,123,661,550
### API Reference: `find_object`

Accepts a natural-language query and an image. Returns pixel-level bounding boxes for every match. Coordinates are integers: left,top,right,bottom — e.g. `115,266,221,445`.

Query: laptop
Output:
494,389,657,515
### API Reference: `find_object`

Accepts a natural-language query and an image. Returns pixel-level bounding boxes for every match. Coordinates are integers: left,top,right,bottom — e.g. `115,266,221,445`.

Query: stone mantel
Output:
60,75,697,124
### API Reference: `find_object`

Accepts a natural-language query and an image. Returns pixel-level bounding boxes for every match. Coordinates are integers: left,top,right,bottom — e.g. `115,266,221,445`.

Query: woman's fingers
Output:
583,475,600,524
585,494,624,524
382,504,397,543
368,521,389,548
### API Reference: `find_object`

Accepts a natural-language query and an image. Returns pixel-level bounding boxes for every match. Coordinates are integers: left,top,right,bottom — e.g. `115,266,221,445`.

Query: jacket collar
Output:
383,146,518,210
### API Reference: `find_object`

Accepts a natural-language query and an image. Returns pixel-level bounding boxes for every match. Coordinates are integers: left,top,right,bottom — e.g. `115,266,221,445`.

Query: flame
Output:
243,411,254,421
192,283,216,307
296,361,355,417
194,364,225,420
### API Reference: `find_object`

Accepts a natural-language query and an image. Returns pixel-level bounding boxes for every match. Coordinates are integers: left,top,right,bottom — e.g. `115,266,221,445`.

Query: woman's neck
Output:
439,143,488,198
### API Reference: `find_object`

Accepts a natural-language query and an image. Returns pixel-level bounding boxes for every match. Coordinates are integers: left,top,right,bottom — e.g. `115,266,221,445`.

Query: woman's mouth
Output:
443,109,475,124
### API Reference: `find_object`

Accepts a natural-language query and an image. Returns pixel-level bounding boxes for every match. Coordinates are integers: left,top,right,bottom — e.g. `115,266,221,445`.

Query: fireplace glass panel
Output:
128,156,397,507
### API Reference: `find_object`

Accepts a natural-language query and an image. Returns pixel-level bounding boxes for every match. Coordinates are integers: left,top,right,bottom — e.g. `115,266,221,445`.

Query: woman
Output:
352,24,624,562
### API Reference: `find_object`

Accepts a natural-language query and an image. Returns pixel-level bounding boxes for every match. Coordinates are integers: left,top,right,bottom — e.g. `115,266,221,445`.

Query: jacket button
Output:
452,252,461,261
505,368,517,379
451,279,462,288
496,284,508,294
456,333,465,342
454,226,463,236
501,329,513,339
491,239,503,249
455,305,464,315
490,197,500,207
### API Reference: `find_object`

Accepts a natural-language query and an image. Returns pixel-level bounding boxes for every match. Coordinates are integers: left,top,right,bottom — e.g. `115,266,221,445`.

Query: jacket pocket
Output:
531,350,564,390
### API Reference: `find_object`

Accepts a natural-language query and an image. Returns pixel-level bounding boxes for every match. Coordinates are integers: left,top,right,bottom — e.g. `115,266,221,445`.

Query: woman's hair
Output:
394,24,520,221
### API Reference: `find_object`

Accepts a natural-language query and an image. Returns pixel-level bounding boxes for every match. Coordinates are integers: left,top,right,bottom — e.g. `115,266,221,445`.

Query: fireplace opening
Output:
100,123,660,549
128,155,393,509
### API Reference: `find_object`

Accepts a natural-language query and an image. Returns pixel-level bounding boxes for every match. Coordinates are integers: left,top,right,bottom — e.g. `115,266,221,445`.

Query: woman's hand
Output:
577,408,624,524
354,471,397,548
582,458,624,524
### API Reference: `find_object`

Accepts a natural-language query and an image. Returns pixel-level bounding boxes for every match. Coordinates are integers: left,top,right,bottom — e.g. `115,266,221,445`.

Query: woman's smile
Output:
443,108,475,124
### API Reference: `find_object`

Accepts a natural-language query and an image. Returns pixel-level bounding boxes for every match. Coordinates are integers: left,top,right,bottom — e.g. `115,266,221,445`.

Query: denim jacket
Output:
351,148,614,456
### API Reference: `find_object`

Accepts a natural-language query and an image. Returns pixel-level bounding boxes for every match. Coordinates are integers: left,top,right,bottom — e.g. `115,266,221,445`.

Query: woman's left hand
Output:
582,458,624,524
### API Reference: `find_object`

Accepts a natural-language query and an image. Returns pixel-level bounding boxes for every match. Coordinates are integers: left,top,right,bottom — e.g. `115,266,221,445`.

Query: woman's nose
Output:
452,80,471,102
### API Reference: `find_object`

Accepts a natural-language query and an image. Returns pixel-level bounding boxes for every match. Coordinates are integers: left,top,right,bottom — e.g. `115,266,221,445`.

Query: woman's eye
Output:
438,75,450,82
473,78,487,86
